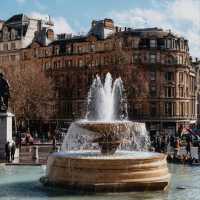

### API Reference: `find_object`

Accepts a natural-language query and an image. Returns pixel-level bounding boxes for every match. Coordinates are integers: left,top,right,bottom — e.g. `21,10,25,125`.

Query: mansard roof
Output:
0,14,30,40
6,14,29,24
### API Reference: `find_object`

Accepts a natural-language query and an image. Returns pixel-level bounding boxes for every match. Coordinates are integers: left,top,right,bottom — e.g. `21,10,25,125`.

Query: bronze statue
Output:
0,73,10,112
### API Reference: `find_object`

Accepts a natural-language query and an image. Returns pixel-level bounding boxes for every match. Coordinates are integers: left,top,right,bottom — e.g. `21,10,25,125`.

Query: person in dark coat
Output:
11,141,16,161
5,141,11,162
186,134,192,156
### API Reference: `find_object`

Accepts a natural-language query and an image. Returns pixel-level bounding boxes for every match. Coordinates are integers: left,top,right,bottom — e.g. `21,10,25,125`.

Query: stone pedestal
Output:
0,112,14,159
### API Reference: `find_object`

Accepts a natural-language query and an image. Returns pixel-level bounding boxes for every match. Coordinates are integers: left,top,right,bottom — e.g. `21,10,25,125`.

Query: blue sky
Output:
0,0,200,57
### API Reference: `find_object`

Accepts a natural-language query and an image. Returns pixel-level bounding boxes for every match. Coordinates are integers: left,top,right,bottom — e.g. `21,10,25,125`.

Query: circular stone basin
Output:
76,121,132,154
44,150,170,192
76,120,131,134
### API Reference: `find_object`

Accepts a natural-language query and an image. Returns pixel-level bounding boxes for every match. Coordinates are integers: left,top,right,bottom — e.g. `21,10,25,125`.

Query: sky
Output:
0,0,200,58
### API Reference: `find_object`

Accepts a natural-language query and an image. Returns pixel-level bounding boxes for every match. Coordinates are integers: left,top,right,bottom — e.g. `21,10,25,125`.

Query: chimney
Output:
116,26,118,32
92,20,96,28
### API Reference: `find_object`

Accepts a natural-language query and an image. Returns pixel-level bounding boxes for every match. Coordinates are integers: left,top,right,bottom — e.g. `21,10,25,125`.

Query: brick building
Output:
0,15,198,136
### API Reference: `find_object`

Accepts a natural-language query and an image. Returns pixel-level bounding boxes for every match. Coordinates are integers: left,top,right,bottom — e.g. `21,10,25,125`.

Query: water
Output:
86,72,128,121
61,72,150,153
61,121,150,152
0,164,199,200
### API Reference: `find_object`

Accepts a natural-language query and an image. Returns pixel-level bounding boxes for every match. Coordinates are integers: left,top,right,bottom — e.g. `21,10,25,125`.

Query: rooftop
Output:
6,14,29,24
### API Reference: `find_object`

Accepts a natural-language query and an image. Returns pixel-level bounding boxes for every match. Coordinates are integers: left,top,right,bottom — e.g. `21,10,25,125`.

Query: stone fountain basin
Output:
76,120,133,135
76,121,142,154
44,150,170,192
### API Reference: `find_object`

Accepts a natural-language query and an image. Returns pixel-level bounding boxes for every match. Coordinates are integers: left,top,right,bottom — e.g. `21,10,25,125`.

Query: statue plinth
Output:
0,112,14,159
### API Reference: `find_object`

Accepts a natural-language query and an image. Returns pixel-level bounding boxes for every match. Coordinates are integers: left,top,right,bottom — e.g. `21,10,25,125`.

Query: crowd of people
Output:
151,131,200,165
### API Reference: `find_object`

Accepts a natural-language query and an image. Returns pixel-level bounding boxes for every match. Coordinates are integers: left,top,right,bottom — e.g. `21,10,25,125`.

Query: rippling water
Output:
0,164,199,200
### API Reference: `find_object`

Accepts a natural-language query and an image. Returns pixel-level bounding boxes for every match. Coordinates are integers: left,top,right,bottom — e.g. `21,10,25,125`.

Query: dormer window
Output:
3,26,9,41
54,46,59,55
11,29,16,40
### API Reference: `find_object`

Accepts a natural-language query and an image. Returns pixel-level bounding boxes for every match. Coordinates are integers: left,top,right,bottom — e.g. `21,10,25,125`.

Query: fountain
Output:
43,73,170,192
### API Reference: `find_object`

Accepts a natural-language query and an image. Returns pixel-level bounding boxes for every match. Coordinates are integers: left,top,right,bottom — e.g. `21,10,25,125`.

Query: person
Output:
186,134,192,156
161,136,166,153
0,72,10,111
5,141,11,162
52,135,57,151
155,136,161,152
174,137,180,158
11,140,16,161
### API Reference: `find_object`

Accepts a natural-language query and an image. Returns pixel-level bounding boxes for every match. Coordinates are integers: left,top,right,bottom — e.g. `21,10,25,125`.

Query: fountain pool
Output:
0,164,199,200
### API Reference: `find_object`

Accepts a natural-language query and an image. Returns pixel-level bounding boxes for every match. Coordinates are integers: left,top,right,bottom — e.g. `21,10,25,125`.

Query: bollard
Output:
32,146,39,161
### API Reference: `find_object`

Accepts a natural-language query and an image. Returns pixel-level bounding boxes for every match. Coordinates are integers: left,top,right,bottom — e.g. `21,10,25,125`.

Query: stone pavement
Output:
18,144,59,165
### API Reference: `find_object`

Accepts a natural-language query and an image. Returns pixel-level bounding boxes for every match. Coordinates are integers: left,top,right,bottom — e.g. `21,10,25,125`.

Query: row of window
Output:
43,55,123,70
164,101,196,116
20,37,189,59
132,52,188,65
0,54,18,63
23,48,52,60
139,38,188,52
149,85,191,98
0,42,16,51
151,71,195,86
0,27,20,42
130,101,196,117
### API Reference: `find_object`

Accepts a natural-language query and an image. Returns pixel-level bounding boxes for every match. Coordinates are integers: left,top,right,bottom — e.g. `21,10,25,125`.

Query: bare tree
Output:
111,35,149,98
0,65,55,121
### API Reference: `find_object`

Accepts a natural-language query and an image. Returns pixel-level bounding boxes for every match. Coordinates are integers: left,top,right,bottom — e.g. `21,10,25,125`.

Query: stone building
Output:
0,14,54,68
193,59,200,125
0,15,198,136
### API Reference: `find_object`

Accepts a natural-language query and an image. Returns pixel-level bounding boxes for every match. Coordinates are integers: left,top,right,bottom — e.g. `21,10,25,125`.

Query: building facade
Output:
0,14,198,136
0,14,54,68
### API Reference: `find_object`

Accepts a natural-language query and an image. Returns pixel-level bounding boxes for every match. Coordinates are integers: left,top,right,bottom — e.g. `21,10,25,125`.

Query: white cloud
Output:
16,0,26,3
16,0,46,11
29,12,74,34
53,17,74,34
29,12,49,21
170,0,200,26
110,0,200,58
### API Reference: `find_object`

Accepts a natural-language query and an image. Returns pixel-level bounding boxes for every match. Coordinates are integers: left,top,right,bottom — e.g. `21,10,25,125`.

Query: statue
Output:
0,73,10,112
